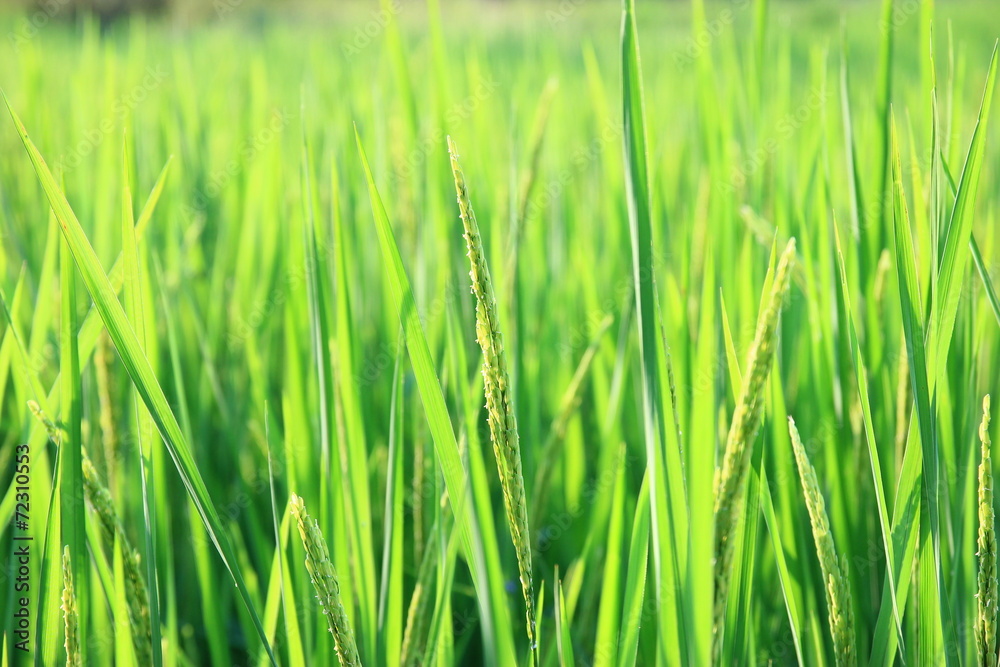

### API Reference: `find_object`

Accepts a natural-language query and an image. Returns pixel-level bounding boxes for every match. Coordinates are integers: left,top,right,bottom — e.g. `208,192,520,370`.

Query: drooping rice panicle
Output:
400,521,440,667
82,458,153,666
62,546,81,667
94,332,119,481
289,494,360,667
894,340,911,460
873,249,892,318
447,135,536,653
27,399,59,441
977,395,996,667
788,417,857,667
29,399,152,663
712,238,795,654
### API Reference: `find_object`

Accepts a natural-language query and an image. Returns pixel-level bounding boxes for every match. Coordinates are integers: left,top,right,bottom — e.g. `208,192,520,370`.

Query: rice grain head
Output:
977,394,996,667
82,457,153,665
30,401,152,662
711,238,795,656
448,135,536,652
400,524,440,667
788,417,856,667
62,546,81,667
95,332,119,481
289,494,360,667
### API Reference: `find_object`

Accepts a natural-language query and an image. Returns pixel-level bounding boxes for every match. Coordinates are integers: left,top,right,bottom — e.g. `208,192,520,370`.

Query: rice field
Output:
3,0,1000,664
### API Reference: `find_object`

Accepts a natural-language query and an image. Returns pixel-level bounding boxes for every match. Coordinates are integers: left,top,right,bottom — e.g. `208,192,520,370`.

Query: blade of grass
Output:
832,216,904,651
355,127,516,665
621,0,690,661
3,90,277,667
59,234,86,662
121,138,162,667
890,111,945,666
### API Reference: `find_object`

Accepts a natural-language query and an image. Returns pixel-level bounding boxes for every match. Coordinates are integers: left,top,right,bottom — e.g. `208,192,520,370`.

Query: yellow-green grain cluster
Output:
711,238,795,654
61,546,81,667
788,417,856,667
289,494,360,667
82,458,153,665
29,400,151,662
977,395,997,667
447,135,536,651
400,526,439,667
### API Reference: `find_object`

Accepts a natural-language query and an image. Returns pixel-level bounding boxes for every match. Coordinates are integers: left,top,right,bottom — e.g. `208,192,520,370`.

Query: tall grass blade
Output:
2,93,277,667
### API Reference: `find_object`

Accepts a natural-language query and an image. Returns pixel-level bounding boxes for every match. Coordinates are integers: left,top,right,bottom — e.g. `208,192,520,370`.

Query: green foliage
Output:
2,2,1000,665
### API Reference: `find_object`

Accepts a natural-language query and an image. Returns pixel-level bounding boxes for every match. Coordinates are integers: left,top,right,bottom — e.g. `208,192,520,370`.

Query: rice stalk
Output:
400,520,441,667
289,494,360,667
894,340,911,464
788,417,856,667
873,249,892,318
447,135,536,653
29,400,152,663
977,394,996,667
82,458,153,666
711,238,795,656
94,332,119,484
61,546,81,667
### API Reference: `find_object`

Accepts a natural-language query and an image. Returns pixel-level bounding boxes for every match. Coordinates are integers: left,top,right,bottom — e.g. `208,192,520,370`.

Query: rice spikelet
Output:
711,238,795,656
400,522,440,667
977,394,996,667
62,546,81,667
289,494,360,667
28,399,59,442
447,136,536,652
788,417,856,666
30,400,152,662
894,341,911,463
95,332,119,482
82,458,153,665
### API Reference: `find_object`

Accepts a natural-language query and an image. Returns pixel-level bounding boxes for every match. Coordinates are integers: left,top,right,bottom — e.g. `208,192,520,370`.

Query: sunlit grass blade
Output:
554,573,575,667
617,473,649,667
355,127,515,664
832,216,904,650
890,111,945,665
928,42,998,382
59,231,86,661
377,347,405,666
121,137,163,667
593,444,627,667
970,234,1000,329
621,0,690,661
2,91,277,667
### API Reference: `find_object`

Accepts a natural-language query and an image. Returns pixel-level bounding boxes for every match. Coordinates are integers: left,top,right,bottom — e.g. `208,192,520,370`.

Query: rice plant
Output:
1,0,1000,665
